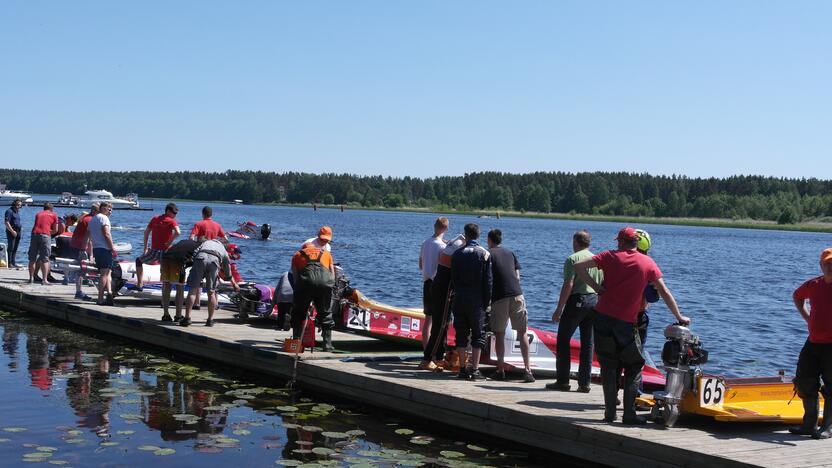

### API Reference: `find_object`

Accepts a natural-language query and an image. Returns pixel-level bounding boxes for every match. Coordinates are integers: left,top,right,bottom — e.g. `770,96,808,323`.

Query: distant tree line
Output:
1,168,830,224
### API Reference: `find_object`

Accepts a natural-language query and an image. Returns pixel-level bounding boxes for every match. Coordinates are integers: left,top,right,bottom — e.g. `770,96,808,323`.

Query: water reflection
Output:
0,310,544,467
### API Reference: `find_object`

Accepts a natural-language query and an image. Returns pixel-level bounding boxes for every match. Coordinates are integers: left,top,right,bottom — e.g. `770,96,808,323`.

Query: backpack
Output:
297,248,335,289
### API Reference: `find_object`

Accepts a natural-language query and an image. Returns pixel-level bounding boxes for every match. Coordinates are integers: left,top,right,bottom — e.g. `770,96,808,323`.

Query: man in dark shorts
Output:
790,248,832,439
86,202,116,305
421,233,466,372
68,203,99,300
451,223,492,381
135,203,180,291
574,227,690,424
27,202,58,285
160,239,200,322
418,217,448,368
4,199,23,268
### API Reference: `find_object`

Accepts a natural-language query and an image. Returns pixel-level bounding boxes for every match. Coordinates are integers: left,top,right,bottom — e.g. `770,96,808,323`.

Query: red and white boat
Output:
339,289,666,388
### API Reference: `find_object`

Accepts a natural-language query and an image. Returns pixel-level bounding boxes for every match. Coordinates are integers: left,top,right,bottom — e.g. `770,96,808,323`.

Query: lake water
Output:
0,310,547,467
6,200,830,377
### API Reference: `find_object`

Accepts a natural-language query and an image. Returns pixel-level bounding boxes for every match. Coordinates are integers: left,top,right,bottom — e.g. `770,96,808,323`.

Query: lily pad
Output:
466,444,488,452
116,430,135,435
233,429,251,436
101,441,120,447
276,406,299,412
64,438,84,444
3,427,27,433
154,448,176,456
283,423,301,429
215,437,240,444
274,461,303,466
301,426,323,433
409,438,431,445
138,445,162,451
394,428,414,435
345,429,365,437
312,447,335,456
24,452,53,459
48,461,70,465
0,438,10,443
440,450,465,458
36,447,58,452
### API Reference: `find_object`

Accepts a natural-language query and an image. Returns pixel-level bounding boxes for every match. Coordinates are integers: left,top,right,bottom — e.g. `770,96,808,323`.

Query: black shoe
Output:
577,385,591,393
603,412,616,423
104,295,114,306
813,428,832,440
161,314,173,322
205,319,214,327
179,317,191,327
457,368,471,380
468,369,486,381
545,382,571,391
489,369,507,381
789,426,817,436
173,315,183,322
622,415,648,425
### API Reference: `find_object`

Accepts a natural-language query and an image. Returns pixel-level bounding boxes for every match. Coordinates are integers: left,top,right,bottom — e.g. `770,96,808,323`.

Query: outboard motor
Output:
651,323,708,427
260,224,271,240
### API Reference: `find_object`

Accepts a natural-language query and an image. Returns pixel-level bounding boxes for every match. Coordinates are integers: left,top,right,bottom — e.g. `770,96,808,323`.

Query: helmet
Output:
635,229,651,253
227,243,242,259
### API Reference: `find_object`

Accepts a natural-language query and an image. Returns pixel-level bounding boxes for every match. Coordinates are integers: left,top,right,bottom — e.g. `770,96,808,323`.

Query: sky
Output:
1,2,830,179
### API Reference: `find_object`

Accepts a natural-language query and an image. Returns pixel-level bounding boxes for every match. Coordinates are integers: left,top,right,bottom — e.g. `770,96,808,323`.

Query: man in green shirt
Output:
548,230,603,392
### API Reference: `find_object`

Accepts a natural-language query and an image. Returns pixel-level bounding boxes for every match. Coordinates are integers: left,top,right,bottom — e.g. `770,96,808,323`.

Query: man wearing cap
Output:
574,227,690,425
305,226,333,252
135,203,180,292
790,248,832,439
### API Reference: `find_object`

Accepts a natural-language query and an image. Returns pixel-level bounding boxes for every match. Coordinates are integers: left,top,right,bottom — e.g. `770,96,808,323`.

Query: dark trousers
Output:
453,299,486,349
556,294,596,387
290,284,334,337
6,230,20,266
424,267,452,361
594,312,645,420
795,340,832,399
276,302,293,330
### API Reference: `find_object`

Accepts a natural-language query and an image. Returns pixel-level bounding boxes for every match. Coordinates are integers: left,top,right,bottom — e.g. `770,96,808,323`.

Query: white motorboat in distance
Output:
78,190,140,209
0,184,33,205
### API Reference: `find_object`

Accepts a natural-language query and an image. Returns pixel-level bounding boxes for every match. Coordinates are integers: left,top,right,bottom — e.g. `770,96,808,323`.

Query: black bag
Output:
297,248,335,289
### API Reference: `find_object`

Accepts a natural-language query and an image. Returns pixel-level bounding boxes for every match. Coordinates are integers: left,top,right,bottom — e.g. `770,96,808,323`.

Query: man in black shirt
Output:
487,229,534,383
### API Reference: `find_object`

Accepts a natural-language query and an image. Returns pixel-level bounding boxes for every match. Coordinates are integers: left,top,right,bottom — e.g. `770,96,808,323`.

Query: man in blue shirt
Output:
4,199,23,268
451,223,492,381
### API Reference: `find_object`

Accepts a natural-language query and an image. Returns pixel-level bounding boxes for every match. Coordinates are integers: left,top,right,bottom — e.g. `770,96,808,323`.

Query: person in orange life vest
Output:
290,242,336,351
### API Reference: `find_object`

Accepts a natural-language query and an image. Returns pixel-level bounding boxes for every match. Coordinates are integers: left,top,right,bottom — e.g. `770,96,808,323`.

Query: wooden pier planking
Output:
1,267,829,468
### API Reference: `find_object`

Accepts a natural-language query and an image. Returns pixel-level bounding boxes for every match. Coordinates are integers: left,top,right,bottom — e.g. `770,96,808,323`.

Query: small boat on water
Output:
78,190,140,209
229,221,271,240
0,184,33,205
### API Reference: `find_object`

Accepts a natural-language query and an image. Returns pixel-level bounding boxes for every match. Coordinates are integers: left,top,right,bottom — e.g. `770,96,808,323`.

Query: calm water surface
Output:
0,310,545,467
10,200,830,376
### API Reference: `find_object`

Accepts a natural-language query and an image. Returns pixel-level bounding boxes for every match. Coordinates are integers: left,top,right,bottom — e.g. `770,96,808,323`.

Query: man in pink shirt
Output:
28,202,59,284
575,227,690,425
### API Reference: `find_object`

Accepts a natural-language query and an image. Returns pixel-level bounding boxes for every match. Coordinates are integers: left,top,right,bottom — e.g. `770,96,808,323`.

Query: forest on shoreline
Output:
2,168,830,225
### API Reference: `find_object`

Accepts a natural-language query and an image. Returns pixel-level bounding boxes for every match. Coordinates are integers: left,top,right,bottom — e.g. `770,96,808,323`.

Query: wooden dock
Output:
0,267,828,468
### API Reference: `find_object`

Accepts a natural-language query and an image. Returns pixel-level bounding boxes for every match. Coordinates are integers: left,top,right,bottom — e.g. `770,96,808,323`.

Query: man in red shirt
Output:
135,203,180,293
189,206,226,242
28,202,59,284
68,203,99,300
790,248,832,439
575,227,690,425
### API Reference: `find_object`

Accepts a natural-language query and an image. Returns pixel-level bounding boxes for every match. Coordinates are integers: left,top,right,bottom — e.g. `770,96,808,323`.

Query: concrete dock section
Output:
0,267,827,468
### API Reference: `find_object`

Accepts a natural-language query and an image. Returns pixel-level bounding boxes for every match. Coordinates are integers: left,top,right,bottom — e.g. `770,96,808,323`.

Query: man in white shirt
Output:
418,217,448,349
85,202,116,305
304,225,333,252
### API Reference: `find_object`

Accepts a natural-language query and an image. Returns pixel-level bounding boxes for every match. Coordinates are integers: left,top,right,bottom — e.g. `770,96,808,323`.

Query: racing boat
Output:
229,221,271,240
339,289,666,388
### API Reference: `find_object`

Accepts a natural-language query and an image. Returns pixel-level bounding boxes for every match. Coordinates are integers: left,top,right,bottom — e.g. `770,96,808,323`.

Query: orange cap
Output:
318,226,333,241
821,248,832,265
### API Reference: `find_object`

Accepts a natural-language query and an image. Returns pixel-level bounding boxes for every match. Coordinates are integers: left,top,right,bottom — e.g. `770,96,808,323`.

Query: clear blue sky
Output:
2,2,830,179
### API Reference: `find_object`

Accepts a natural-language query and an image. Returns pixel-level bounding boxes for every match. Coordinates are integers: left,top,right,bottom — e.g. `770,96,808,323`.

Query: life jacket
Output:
296,247,334,289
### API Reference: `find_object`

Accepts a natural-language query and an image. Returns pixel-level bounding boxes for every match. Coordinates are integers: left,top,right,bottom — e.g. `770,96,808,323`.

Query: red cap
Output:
615,227,640,242
318,226,333,241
